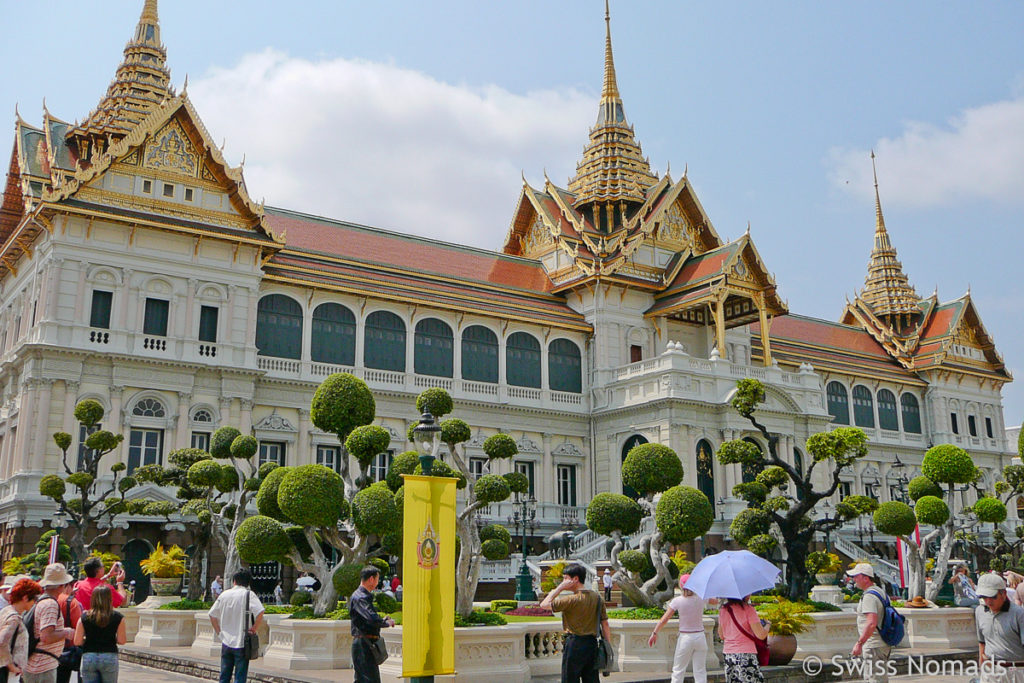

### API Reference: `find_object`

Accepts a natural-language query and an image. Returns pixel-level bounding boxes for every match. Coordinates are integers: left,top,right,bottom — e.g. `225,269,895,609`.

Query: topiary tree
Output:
716,379,878,601
397,390,515,617
311,373,377,500
41,400,157,562
585,443,712,607
873,443,1004,601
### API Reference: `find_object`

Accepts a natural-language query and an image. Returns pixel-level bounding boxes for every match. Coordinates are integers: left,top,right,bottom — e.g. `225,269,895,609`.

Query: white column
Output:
298,409,311,466
240,399,254,435
453,324,463,381
301,304,313,363
224,285,236,344
243,289,257,352
31,380,54,472
540,342,550,391
541,433,554,504
405,315,416,374
108,386,126,465
184,279,197,338
355,315,366,369
62,380,80,457
117,269,133,329
176,392,191,450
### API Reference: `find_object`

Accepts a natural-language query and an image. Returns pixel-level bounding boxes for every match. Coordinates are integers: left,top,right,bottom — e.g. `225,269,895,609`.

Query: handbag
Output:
593,592,614,674
242,589,260,661
369,636,389,665
725,604,769,667
58,593,82,672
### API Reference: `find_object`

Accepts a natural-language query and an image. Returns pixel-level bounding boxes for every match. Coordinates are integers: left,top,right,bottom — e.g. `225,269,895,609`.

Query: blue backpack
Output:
866,588,905,647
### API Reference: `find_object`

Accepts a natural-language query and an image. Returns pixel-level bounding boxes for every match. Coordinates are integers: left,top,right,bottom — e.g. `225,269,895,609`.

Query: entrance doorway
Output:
621,435,647,499
122,538,154,604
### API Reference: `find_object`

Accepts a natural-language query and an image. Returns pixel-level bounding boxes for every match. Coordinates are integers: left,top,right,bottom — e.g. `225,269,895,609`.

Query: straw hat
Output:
39,563,74,588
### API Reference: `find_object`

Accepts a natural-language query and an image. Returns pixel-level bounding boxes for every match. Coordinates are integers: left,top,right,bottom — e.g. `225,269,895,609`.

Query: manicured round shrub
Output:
413,459,466,489
622,443,684,495
235,515,291,564
256,466,292,521
53,432,72,452
416,388,454,419
230,435,258,460
312,373,376,440
40,475,66,500
914,495,950,526
258,462,278,478
730,507,772,545
730,379,766,417
479,524,512,545
755,466,788,489
85,431,121,453
333,564,362,597
110,463,126,473
279,465,348,528
74,400,105,427
483,433,517,460
474,474,511,505
874,501,918,537
117,476,136,494
345,425,391,467
393,485,404,517
210,427,242,459
746,534,778,556
290,591,312,606
618,550,647,573
440,418,471,445
285,526,315,562
921,444,976,484
169,448,212,470
369,557,390,578
586,493,643,536
656,486,714,544
67,472,94,490
188,460,223,488
386,451,420,491
504,471,530,495
481,539,509,561
382,531,402,556
217,465,239,493
374,592,399,615
974,496,1008,524
352,483,400,536
908,476,943,502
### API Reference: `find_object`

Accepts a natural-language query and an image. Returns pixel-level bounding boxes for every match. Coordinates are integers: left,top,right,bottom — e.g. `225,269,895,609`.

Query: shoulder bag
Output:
242,589,260,660
58,593,82,672
0,617,19,683
593,592,614,675
725,604,769,667
370,635,389,665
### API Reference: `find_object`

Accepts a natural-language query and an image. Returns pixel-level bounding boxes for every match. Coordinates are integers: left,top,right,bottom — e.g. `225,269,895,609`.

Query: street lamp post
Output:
817,501,835,553
508,494,537,602
411,412,442,683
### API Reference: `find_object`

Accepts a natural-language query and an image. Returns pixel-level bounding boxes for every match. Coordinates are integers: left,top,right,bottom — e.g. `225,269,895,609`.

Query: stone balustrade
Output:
120,607,141,643
262,617,354,670
898,607,977,649
191,612,279,658
796,611,861,658
133,608,199,648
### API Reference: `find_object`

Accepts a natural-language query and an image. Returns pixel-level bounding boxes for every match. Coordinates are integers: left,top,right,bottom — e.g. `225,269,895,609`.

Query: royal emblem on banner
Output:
417,518,440,570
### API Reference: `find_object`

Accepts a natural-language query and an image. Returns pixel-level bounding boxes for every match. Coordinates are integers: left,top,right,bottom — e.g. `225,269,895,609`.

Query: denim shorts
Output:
80,652,120,683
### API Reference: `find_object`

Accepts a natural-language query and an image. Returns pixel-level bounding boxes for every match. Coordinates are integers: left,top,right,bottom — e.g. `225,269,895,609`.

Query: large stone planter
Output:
119,607,140,643
133,608,200,648
263,618,353,670
193,613,282,658
810,585,844,607
150,577,183,596
897,607,977,649
379,625,531,682
796,611,860,659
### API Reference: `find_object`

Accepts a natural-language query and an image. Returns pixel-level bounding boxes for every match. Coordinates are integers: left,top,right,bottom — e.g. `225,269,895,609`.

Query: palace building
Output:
0,1,1014,593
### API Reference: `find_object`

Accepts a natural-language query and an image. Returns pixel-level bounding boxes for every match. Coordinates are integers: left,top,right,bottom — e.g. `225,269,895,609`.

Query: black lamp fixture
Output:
412,412,441,475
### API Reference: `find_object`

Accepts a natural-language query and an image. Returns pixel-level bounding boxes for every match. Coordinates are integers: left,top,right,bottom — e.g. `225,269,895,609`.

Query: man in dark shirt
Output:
541,563,610,683
349,566,395,683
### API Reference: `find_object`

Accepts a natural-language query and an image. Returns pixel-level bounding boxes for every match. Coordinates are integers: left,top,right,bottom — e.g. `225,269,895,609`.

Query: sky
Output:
2,1,1023,425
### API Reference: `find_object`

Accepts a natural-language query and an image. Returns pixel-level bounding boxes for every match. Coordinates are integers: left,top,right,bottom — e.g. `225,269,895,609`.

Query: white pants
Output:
672,631,708,683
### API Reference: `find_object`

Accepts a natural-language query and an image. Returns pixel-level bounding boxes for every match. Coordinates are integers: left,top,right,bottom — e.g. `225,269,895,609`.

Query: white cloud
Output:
188,49,596,248
828,95,1024,207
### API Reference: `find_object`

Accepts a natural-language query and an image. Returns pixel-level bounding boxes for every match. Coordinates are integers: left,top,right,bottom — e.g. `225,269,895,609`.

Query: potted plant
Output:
140,543,187,596
756,599,814,666
807,551,842,585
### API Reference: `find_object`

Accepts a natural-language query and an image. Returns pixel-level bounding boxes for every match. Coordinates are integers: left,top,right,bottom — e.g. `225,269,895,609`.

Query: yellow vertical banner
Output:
401,474,457,678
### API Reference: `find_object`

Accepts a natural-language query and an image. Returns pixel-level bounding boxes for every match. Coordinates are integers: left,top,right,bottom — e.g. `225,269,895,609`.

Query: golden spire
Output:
859,152,921,325
67,0,172,144
567,0,657,220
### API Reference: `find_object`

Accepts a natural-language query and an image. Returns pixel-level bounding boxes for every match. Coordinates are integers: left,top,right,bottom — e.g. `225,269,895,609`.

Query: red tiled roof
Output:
918,303,960,341
756,315,892,359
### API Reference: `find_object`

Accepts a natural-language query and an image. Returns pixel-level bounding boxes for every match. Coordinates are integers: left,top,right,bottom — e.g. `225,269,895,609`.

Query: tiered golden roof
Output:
67,0,173,146
566,0,658,214
859,152,920,321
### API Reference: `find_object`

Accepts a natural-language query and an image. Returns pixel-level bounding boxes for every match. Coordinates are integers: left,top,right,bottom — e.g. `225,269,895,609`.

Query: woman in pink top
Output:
648,574,714,683
718,595,768,683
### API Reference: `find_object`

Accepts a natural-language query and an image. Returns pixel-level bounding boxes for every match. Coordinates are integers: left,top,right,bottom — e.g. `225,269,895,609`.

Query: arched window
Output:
255,294,302,360
364,311,406,372
506,332,541,388
621,435,647,500
826,382,850,425
192,409,213,424
696,440,715,516
877,389,899,431
414,318,454,377
793,448,805,500
311,303,355,366
852,385,875,428
133,398,166,418
742,437,763,484
461,325,498,383
548,339,582,393
901,393,922,434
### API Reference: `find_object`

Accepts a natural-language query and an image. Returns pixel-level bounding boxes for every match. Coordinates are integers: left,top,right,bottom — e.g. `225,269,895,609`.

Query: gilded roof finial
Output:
871,150,885,234
602,0,620,102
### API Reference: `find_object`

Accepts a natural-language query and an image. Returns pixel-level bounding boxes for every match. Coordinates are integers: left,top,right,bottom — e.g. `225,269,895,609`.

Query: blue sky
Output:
2,1,1023,428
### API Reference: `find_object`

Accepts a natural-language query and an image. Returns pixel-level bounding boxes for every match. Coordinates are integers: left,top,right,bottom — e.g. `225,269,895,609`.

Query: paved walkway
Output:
121,662,206,681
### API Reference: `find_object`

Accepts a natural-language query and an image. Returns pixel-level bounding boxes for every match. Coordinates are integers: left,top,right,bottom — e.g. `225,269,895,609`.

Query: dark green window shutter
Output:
900,394,920,433
255,294,303,359
852,385,875,428
506,332,541,388
311,303,356,366
877,389,899,431
143,298,169,336
90,290,113,329
826,382,850,425
364,311,406,371
199,306,218,342
548,338,582,393
696,439,715,514
414,318,453,377
461,325,498,383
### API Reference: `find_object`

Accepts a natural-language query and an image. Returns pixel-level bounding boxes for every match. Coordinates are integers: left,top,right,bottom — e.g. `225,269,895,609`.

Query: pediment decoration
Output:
254,414,296,432
516,435,540,453
552,442,583,457
143,119,199,177
382,425,404,441
656,203,689,245
467,430,487,448
524,215,554,255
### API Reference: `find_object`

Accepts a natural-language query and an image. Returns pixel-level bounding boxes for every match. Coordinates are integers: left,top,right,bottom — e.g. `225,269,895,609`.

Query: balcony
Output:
257,357,589,413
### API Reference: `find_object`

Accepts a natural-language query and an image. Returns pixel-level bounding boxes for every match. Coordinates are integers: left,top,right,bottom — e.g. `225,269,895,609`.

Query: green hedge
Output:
490,599,519,612
606,607,665,620
158,600,212,610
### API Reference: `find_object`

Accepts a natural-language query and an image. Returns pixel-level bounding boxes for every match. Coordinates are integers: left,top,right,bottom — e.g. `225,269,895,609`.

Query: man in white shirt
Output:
602,568,613,602
209,570,265,683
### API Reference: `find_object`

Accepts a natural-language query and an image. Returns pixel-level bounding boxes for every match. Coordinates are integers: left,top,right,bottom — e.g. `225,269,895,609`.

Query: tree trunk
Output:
187,545,205,601
455,514,480,618
608,532,659,608
904,540,927,600
926,521,956,602
312,576,339,616
784,534,812,601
